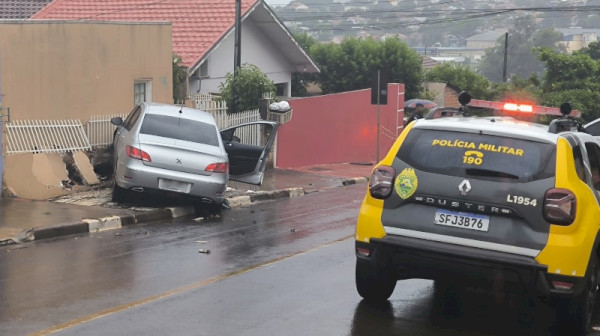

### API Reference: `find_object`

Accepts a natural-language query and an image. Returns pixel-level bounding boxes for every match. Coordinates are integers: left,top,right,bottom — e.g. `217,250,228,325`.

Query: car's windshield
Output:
397,129,556,182
139,114,219,146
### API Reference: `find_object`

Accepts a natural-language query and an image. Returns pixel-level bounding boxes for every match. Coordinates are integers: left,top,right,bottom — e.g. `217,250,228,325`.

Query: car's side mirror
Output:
111,117,123,126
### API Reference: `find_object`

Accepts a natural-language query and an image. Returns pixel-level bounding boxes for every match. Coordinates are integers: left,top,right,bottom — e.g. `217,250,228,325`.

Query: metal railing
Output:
5,119,91,154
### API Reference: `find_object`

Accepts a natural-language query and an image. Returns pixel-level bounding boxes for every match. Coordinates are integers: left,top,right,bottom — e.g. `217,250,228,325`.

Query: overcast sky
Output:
265,0,290,7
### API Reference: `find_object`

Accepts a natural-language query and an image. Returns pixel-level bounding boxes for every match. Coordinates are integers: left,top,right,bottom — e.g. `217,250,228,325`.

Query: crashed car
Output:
110,102,277,208
356,93,600,335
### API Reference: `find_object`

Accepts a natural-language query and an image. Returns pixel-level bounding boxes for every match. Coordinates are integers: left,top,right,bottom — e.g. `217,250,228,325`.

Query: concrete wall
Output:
275,84,404,168
189,19,292,96
0,21,173,123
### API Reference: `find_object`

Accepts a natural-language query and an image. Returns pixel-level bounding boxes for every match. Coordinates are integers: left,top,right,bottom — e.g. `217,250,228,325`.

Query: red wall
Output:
275,84,405,169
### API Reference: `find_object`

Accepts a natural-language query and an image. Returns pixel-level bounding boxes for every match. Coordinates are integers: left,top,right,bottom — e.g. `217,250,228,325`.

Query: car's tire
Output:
194,202,223,217
433,279,463,317
556,253,600,336
355,259,396,302
112,183,129,203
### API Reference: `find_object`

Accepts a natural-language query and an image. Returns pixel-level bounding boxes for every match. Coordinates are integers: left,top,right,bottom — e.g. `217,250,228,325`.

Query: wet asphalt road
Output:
2,184,600,336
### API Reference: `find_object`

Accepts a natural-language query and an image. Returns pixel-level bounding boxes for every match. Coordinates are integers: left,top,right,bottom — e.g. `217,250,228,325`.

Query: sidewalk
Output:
0,163,373,246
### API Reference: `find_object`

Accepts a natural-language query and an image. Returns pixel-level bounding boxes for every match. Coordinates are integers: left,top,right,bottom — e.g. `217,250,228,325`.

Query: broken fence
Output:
5,119,92,154
5,106,262,154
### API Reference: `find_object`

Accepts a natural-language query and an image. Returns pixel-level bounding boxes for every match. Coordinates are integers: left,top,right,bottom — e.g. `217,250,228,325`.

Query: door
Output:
220,121,279,185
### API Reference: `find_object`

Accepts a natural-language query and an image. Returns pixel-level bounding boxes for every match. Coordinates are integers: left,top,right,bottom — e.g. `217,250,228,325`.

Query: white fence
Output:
5,119,91,154
87,114,128,147
190,96,262,146
4,96,264,155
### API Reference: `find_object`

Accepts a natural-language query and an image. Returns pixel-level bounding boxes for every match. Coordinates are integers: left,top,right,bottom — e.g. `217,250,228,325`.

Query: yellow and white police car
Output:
355,94,600,334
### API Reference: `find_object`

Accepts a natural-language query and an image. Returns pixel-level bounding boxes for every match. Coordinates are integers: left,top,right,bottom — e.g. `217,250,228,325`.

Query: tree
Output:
218,63,276,113
310,37,424,99
291,33,319,97
172,53,188,103
578,41,600,60
491,74,541,104
536,47,600,122
478,16,565,83
425,63,494,100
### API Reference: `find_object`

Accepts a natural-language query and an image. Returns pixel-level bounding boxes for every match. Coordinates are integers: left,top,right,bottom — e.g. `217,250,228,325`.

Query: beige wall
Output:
0,21,173,123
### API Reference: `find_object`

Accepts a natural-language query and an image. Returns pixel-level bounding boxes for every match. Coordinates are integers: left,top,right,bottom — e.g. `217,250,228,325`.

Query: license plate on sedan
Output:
158,178,191,193
434,209,489,232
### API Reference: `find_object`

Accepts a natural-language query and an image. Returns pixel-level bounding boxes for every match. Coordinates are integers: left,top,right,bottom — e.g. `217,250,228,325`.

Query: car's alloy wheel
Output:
355,259,396,302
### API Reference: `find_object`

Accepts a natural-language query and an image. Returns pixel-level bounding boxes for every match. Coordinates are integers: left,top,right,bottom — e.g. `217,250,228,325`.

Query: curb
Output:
2,177,368,246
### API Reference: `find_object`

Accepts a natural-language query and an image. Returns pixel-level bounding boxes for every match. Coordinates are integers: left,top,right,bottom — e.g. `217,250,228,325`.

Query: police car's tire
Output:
557,253,600,335
355,259,396,302
433,280,462,317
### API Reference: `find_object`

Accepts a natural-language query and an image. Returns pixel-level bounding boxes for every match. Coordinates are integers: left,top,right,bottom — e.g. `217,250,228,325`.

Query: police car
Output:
355,93,600,334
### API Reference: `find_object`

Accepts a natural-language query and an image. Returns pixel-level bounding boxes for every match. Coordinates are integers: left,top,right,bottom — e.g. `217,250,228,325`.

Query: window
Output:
123,105,142,131
275,83,286,97
572,145,587,182
585,142,600,189
397,129,556,182
139,114,219,146
585,120,600,136
134,80,152,106
199,62,208,78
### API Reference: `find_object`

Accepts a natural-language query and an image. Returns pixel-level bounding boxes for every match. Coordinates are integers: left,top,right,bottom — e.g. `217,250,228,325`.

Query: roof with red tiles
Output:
32,0,262,71
0,0,53,19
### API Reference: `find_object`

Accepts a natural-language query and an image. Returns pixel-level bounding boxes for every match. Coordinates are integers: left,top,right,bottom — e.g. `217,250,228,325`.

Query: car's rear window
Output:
139,114,219,146
397,129,555,182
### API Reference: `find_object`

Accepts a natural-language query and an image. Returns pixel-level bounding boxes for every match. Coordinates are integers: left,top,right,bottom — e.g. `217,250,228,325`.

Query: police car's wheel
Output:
355,259,396,302
557,253,600,335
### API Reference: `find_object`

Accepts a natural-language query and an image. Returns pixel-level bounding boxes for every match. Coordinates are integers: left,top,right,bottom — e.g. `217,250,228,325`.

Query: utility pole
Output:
233,0,242,113
503,32,508,83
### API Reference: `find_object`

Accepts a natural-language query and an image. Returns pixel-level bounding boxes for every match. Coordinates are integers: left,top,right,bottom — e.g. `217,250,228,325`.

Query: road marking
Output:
29,234,354,336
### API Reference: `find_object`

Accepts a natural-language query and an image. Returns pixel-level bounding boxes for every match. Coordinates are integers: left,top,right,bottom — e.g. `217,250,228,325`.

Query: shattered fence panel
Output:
87,114,128,147
5,119,91,154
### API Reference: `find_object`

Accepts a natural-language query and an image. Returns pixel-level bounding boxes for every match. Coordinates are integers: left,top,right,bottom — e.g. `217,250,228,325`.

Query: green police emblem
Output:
395,168,418,199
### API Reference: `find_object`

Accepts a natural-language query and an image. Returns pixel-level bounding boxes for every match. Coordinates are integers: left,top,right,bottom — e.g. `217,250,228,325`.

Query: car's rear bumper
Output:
115,159,227,203
356,235,588,299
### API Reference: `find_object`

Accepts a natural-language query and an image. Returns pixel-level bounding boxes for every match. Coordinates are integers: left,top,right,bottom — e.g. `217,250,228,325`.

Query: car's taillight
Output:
543,188,576,225
368,166,395,199
125,145,151,162
206,162,228,173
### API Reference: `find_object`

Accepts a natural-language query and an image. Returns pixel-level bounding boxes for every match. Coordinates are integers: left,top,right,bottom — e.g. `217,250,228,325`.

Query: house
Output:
465,29,507,49
0,20,173,199
556,27,600,53
33,0,320,97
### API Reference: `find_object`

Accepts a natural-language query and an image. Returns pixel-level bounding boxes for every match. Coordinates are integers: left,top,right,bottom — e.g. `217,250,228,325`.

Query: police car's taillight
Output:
543,188,576,225
368,166,395,199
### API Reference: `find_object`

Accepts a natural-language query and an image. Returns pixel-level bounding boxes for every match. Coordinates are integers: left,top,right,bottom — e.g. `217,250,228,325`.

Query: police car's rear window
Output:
140,114,219,146
397,129,555,182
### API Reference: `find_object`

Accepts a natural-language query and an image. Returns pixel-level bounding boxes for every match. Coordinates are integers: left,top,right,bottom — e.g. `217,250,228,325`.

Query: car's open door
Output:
220,121,279,185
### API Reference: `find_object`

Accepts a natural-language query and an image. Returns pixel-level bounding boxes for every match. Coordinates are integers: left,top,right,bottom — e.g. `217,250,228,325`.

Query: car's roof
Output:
142,102,217,124
412,116,568,144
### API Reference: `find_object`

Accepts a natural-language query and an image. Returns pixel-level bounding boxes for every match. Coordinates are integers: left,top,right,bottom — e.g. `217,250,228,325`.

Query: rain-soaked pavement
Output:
2,184,600,336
